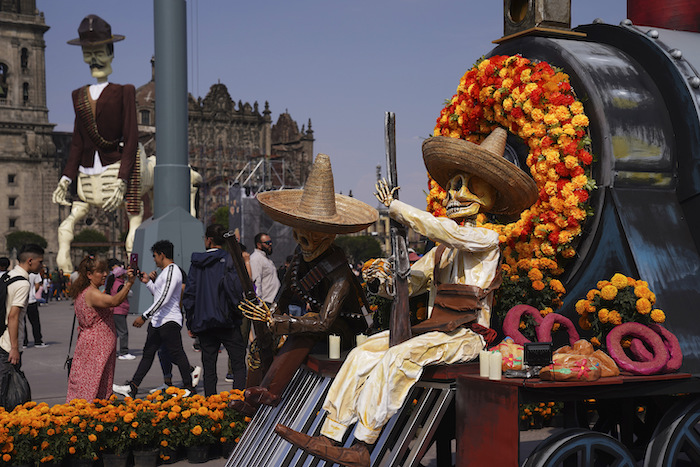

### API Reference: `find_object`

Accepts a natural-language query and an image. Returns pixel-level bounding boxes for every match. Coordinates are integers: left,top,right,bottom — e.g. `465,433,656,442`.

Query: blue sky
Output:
39,0,627,209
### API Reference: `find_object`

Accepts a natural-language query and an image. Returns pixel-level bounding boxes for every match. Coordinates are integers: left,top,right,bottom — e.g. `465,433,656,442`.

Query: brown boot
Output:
274,424,370,467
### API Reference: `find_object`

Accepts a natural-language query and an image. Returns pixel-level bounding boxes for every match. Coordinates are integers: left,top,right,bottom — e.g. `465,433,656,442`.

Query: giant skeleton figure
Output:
52,15,201,273
234,153,378,416
274,128,538,467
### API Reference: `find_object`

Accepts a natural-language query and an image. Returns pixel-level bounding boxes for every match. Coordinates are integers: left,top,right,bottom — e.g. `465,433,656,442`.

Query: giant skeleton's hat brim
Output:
422,128,538,215
67,14,125,46
257,154,378,234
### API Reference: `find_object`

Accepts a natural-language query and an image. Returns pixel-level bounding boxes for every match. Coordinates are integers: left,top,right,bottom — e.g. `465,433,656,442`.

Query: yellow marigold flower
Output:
528,268,543,281
532,280,545,291
636,298,652,315
578,316,591,330
591,336,600,347
540,243,555,256
531,108,545,122
651,309,666,323
510,275,519,282
540,307,553,316
554,105,570,121
649,292,656,305
543,113,558,126
601,285,618,301
503,98,514,112
562,247,576,259
570,101,584,115
611,273,628,289
572,114,589,127
598,308,609,323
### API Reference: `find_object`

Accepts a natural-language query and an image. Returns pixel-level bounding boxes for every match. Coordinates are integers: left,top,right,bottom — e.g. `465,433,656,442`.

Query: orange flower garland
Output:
429,55,595,318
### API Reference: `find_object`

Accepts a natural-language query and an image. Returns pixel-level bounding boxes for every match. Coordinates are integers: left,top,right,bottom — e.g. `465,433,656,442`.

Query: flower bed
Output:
0,388,248,465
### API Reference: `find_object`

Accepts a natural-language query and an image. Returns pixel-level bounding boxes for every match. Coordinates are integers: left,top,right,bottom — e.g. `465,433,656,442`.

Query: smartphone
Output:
129,253,139,271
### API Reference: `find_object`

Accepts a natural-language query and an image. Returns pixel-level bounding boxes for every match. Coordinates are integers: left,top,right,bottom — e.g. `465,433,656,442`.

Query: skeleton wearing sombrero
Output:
234,153,378,416
274,128,537,467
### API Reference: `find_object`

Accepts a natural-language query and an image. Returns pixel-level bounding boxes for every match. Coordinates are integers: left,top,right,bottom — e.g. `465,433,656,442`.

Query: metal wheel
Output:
644,397,700,467
523,428,636,467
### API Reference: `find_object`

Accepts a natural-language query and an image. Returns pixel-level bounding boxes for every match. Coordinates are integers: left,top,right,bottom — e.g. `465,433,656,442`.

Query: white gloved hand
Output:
102,179,127,212
52,179,72,206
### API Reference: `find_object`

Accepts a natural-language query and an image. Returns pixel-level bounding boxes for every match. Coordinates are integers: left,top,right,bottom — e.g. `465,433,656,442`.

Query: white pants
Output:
321,328,484,444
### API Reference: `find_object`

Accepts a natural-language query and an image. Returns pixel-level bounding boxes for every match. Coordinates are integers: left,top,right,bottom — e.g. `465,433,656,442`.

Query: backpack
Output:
0,274,28,335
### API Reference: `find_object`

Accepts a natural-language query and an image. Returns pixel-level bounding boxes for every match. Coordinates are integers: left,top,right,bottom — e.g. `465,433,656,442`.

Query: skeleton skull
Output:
82,44,113,82
442,173,496,220
293,228,336,262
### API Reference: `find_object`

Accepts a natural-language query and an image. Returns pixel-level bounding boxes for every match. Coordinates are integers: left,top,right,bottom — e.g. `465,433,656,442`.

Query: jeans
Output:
113,314,129,355
23,303,42,346
197,326,246,396
131,322,192,389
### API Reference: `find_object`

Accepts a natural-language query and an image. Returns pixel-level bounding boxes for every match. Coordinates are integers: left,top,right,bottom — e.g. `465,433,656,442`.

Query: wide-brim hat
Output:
67,14,125,46
257,153,378,234
422,128,538,215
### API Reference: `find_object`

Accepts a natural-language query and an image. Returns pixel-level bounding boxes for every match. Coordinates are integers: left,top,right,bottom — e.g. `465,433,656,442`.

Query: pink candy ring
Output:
536,313,580,346
606,322,668,375
502,305,543,345
628,325,682,373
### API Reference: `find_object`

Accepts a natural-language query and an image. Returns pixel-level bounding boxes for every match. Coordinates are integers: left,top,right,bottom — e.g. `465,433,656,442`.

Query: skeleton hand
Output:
238,298,273,326
361,258,394,294
52,179,72,206
374,178,399,208
103,179,127,212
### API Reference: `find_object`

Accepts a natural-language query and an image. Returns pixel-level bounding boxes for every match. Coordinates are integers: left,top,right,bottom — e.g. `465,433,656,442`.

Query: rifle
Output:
222,231,274,387
385,112,412,346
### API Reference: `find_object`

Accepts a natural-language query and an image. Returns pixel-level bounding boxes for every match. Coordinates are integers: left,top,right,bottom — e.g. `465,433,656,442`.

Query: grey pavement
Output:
21,297,233,466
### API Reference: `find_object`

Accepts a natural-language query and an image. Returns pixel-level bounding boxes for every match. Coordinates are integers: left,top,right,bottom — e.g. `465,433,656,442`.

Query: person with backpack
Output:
183,223,246,396
106,264,135,360
1,244,44,404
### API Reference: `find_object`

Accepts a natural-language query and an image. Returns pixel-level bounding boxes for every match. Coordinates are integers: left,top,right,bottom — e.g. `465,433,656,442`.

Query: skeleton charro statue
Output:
274,128,538,467
234,153,378,416
52,15,141,272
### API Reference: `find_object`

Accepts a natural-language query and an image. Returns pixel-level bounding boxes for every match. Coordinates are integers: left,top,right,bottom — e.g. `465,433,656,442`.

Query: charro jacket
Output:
64,83,138,182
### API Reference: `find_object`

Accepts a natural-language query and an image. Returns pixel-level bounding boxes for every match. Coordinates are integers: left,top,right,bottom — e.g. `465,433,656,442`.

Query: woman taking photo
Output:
66,256,135,402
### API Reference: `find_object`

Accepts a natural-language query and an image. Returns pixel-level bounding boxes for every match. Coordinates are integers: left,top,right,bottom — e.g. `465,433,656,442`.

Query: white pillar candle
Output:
329,335,341,359
479,350,491,377
356,334,368,347
489,351,502,380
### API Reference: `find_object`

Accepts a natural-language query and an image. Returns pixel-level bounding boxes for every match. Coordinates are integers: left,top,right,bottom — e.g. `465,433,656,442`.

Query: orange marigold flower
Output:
191,425,203,436
578,316,591,330
598,308,609,323
528,268,543,281
590,336,600,347
651,309,666,323
608,310,622,325
586,289,600,301
532,280,545,291
636,298,652,315
610,273,628,289
575,299,588,315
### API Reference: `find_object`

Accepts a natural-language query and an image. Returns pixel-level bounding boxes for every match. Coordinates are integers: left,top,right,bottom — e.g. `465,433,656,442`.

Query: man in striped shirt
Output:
113,240,196,398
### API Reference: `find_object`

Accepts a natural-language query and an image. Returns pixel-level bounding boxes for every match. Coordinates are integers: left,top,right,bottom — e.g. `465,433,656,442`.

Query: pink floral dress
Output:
66,288,117,402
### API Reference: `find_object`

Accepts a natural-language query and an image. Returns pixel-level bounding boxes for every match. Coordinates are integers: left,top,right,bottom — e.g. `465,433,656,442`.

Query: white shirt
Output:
27,273,41,304
250,248,280,303
389,200,500,327
143,263,183,328
1,265,30,353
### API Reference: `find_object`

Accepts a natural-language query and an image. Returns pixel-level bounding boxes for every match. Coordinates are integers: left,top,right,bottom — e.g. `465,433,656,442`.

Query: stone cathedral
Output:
0,4,314,264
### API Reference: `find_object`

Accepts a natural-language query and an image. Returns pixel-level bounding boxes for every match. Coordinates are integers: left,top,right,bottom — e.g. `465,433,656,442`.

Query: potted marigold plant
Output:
124,398,162,466
91,397,133,466
576,273,666,348
210,390,246,458
175,394,222,463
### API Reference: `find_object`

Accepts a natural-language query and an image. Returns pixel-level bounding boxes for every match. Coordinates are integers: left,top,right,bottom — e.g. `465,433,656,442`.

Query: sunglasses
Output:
261,240,273,245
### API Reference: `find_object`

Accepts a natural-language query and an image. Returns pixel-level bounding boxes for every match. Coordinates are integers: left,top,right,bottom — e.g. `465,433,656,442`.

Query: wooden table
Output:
455,372,700,466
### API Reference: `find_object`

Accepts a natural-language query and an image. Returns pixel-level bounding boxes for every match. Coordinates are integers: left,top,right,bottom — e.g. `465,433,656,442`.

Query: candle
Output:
329,335,341,359
356,334,368,347
489,351,502,380
479,350,490,377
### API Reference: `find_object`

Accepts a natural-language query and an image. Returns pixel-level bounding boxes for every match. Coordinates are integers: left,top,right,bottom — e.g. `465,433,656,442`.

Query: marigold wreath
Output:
431,55,595,321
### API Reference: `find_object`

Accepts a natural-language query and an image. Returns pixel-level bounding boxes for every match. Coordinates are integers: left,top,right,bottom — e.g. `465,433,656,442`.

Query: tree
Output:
73,228,109,254
213,206,229,228
334,235,382,265
5,231,48,253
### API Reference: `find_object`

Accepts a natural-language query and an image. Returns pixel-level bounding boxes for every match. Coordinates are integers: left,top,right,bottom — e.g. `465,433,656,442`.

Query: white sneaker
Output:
191,365,202,387
182,388,191,397
118,353,136,360
149,383,169,394
113,383,135,398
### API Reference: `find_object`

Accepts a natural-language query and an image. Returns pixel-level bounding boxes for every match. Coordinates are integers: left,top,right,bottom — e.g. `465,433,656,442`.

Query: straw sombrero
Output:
423,128,537,215
257,154,378,234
